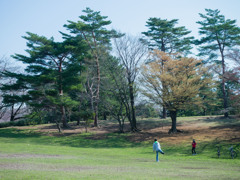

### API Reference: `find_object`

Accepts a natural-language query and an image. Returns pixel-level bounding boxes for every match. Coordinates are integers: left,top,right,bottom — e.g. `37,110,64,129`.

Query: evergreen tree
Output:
142,18,194,118
2,32,86,130
64,7,120,127
196,9,240,117
142,17,194,55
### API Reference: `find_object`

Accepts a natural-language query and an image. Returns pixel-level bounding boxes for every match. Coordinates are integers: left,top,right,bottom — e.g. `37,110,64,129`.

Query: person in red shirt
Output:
192,139,197,155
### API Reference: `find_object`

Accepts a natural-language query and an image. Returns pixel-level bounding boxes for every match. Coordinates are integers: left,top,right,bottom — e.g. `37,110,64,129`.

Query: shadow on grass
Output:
200,116,240,124
0,128,41,138
137,118,171,130
0,128,141,149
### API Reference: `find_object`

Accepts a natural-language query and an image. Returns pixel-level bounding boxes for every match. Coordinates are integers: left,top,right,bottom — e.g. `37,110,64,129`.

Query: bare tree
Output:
226,49,240,114
0,57,8,121
0,56,26,122
227,48,240,66
113,34,148,131
102,56,130,133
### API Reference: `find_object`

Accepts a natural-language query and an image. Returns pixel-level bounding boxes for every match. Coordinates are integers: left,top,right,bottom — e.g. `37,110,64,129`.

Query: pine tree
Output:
2,32,86,130
196,9,240,117
142,17,194,55
64,7,119,127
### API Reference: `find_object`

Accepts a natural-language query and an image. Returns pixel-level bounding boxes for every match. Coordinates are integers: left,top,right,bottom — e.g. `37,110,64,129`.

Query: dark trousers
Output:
192,147,196,154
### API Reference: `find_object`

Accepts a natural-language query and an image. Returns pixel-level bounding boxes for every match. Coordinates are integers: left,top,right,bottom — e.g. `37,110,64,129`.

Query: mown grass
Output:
0,116,240,180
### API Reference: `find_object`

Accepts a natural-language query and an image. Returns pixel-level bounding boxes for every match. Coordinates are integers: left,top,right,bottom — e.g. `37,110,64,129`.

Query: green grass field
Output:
0,116,240,180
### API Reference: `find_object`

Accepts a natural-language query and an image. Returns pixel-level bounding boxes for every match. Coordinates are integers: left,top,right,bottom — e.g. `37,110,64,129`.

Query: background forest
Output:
0,8,240,133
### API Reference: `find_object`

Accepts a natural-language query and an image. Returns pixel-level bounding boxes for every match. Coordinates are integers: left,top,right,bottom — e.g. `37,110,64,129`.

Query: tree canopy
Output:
142,18,194,55
196,8,240,117
1,8,240,134
141,50,212,132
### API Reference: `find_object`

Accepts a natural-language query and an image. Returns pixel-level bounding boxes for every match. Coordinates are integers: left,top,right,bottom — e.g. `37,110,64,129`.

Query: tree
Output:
135,101,159,118
141,50,211,133
101,56,128,133
2,32,85,130
142,17,194,54
113,34,148,131
225,48,240,114
64,7,119,127
142,17,194,118
196,9,240,117
0,56,27,122
0,56,10,120
196,72,218,116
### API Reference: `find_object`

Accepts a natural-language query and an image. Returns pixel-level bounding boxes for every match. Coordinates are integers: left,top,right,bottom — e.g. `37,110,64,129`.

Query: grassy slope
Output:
0,116,240,180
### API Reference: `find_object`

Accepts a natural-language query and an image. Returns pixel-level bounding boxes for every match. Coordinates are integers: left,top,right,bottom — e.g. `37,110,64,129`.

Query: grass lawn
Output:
0,116,240,180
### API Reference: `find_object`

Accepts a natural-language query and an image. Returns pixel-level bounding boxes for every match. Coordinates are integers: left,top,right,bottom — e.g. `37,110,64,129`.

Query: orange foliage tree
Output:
141,50,211,133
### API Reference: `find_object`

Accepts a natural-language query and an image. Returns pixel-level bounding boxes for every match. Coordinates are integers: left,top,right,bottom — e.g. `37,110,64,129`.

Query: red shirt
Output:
192,142,196,148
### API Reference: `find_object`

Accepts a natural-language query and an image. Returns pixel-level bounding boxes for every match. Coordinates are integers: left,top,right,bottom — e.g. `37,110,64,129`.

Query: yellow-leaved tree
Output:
141,50,211,133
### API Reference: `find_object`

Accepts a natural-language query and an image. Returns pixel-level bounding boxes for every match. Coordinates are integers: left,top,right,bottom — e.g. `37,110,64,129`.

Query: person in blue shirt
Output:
153,139,164,162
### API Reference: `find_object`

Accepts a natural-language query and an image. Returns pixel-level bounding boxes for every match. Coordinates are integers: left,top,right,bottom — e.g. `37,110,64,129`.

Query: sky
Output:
1,0,240,60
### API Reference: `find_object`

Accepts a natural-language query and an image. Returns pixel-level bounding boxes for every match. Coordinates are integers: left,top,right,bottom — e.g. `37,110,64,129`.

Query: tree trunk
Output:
117,116,124,133
103,112,107,120
10,105,14,121
129,82,138,131
94,105,98,127
59,62,68,128
169,110,177,133
125,102,135,132
77,119,80,126
55,120,62,133
203,108,206,116
221,51,228,118
77,105,81,125
94,55,100,127
161,57,167,119
162,107,167,119
127,109,133,130
222,78,228,117
61,105,68,128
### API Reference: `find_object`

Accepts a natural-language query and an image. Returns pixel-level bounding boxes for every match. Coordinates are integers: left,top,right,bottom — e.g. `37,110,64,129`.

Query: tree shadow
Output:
200,116,240,124
0,128,140,149
0,128,41,138
137,118,171,130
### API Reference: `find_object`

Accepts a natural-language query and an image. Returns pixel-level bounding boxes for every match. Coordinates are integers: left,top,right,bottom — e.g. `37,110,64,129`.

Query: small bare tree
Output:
226,49,240,114
113,34,148,131
0,56,26,122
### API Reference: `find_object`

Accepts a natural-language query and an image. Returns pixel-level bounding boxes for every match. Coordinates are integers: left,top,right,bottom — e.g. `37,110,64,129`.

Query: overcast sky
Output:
1,0,240,59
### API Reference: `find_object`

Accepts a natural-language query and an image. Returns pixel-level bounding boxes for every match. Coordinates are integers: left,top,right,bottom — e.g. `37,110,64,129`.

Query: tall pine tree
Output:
2,32,86,130
64,7,120,127
142,17,194,55
196,9,240,117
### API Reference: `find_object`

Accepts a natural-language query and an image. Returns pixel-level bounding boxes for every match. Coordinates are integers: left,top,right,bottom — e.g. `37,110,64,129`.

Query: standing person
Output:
192,139,197,155
153,139,164,162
